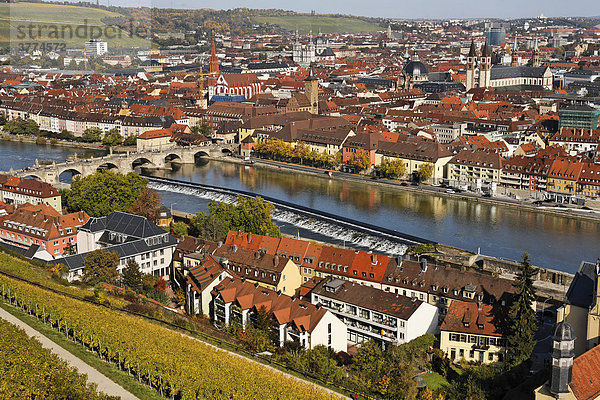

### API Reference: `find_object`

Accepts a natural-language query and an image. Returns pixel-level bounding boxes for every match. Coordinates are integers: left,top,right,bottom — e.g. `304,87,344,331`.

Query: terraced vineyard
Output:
0,273,340,400
0,318,111,399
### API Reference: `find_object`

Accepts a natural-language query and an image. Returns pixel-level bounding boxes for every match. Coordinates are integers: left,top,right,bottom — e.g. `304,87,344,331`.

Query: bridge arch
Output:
164,153,183,164
58,168,82,183
97,162,119,172
194,150,210,160
23,174,43,181
221,148,233,155
131,157,154,170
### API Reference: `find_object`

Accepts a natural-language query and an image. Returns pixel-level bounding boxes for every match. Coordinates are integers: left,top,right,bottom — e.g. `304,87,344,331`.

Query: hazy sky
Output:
89,0,599,19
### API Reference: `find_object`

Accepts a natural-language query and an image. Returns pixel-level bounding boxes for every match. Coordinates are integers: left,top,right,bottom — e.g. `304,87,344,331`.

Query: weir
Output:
145,175,433,255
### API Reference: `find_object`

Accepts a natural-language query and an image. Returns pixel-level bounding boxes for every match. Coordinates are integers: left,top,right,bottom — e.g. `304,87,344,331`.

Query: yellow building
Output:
440,300,506,364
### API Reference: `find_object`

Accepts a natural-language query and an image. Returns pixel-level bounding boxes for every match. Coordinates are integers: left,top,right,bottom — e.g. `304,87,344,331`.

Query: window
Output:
488,352,494,361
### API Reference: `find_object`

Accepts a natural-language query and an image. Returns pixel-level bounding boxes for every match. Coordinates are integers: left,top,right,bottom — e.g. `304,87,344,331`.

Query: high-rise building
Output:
84,39,108,56
486,27,506,46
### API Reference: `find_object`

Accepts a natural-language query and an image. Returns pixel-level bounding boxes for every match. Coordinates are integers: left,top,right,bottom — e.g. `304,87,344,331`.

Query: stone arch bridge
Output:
10,144,237,186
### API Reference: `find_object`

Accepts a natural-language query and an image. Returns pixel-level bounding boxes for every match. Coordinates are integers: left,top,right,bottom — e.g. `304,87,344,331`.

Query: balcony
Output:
346,320,397,342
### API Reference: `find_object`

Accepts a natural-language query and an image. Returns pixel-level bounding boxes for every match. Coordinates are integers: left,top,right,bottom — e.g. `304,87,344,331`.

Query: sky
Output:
85,0,599,19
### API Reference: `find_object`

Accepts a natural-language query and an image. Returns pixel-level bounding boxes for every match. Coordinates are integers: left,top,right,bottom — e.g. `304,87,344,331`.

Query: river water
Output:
0,140,597,274
150,161,600,274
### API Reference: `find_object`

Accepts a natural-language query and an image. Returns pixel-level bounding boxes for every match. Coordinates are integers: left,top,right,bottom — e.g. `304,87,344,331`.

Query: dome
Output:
402,61,428,78
553,321,576,342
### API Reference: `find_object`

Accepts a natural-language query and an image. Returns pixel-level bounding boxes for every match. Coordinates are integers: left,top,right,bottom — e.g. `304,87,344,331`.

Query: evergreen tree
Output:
506,252,538,367
122,259,142,291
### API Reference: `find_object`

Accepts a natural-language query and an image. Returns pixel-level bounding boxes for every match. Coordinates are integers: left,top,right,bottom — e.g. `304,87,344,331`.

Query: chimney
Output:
371,254,377,265
478,302,482,311
247,232,252,243
273,255,280,266
232,245,238,253
420,259,428,273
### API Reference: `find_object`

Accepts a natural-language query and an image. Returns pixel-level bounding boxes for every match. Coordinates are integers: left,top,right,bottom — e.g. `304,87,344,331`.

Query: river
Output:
0,140,597,274
150,161,600,274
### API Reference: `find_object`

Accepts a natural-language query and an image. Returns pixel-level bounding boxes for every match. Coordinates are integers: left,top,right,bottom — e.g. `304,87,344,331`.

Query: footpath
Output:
0,306,138,400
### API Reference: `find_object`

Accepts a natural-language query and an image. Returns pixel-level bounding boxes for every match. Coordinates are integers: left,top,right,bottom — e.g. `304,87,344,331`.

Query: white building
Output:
53,211,178,281
311,277,439,349
212,276,347,352
85,39,108,56
292,32,335,66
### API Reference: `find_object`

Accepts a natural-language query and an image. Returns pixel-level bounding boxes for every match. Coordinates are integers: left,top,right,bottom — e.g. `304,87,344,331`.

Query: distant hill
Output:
0,2,152,50
252,14,383,34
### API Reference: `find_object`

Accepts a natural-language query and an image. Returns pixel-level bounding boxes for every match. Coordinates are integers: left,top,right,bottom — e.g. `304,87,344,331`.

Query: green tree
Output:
83,249,119,286
190,196,280,241
190,122,211,137
81,127,102,143
63,171,147,217
101,128,123,147
4,118,39,135
506,253,538,368
354,340,385,377
171,221,189,236
416,162,434,183
347,149,371,172
123,135,137,146
127,187,161,223
379,158,406,178
122,259,142,291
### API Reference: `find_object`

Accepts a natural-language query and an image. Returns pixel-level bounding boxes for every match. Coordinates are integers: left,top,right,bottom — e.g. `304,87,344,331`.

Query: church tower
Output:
532,37,541,67
208,37,219,100
478,40,492,88
550,322,575,397
466,40,477,91
511,36,519,67
304,66,319,114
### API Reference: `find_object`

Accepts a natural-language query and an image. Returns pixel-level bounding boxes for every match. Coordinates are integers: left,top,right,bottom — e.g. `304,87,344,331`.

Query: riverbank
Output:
0,133,109,152
214,155,600,223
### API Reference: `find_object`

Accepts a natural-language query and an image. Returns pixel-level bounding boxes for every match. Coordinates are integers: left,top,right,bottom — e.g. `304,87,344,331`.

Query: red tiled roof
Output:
571,344,600,400
440,300,503,337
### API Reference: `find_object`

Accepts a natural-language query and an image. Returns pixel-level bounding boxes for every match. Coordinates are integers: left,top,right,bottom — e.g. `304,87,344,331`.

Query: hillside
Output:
0,2,151,49
253,14,383,33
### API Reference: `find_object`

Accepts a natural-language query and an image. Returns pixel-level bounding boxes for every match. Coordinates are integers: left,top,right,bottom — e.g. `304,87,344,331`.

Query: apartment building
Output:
311,277,438,349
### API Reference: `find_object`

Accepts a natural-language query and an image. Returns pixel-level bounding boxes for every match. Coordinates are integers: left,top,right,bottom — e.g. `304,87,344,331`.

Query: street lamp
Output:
540,296,553,317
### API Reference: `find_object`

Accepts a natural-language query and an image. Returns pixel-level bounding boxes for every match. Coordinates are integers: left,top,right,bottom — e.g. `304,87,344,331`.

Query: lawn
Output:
0,2,151,49
253,15,382,34
422,372,449,390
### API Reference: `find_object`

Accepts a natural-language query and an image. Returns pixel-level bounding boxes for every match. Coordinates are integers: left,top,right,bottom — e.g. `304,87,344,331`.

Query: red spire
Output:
209,37,219,78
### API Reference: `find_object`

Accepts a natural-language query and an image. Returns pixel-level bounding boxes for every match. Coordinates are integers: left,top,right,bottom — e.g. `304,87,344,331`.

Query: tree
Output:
171,221,189,236
506,252,538,368
101,128,123,147
4,118,39,135
190,196,281,241
190,122,211,137
416,162,434,183
127,187,161,223
347,149,371,172
123,135,137,146
83,249,119,286
379,158,406,179
122,259,142,291
81,127,102,143
63,171,147,217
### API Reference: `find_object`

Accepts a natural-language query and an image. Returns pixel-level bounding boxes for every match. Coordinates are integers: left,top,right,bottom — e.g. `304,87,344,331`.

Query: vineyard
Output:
0,318,112,399
0,274,340,400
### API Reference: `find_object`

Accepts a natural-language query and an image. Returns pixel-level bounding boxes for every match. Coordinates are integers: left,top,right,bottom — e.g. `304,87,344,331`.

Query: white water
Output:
149,181,409,255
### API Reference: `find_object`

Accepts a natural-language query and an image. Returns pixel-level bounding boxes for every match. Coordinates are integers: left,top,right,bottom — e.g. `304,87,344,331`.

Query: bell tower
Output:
532,37,541,67
478,40,491,88
304,66,319,114
466,40,477,91
208,36,219,99
550,322,575,397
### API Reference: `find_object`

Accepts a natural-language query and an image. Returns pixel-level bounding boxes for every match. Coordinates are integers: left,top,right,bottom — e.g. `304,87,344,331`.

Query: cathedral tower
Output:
478,40,492,88
305,66,319,114
466,40,477,91
549,322,575,397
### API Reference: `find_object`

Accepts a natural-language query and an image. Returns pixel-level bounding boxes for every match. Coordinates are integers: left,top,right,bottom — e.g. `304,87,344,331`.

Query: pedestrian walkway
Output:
0,306,138,400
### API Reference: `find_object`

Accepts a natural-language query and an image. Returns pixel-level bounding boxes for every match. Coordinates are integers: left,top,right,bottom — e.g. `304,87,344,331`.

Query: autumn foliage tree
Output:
83,249,120,286
127,187,162,223
347,149,371,172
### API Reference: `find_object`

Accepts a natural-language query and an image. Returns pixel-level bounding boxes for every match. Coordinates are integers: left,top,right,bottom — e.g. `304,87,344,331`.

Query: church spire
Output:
468,39,477,57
